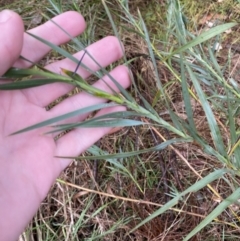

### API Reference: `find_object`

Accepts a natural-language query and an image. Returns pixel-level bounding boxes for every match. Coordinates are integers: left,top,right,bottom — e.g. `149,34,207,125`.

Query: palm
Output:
0,90,57,199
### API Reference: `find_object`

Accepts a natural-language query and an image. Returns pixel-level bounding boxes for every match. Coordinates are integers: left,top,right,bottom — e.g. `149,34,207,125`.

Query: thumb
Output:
0,10,24,76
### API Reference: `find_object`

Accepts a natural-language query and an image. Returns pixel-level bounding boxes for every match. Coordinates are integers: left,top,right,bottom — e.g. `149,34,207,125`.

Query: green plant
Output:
6,0,240,240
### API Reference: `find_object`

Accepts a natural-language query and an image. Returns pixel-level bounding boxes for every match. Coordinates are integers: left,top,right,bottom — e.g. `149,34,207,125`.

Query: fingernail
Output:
0,10,13,23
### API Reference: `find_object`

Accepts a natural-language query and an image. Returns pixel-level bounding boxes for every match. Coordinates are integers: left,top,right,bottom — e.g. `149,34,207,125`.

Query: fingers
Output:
55,105,127,170
46,36,123,76
22,36,125,107
48,65,131,122
14,11,86,68
0,10,24,76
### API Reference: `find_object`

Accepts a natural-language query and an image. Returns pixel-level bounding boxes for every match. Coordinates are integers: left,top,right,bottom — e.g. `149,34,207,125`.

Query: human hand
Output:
0,10,130,240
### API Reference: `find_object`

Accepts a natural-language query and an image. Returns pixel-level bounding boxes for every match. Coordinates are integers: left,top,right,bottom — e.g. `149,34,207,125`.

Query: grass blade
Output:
183,188,240,241
138,10,163,92
46,119,147,134
101,0,135,102
26,32,79,64
187,65,227,158
130,169,228,233
227,94,240,168
2,67,67,79
180,54,197,133
88,145,143,193
169,23,238,58
57,138,191,159
11,103,118,135
0,78,71,90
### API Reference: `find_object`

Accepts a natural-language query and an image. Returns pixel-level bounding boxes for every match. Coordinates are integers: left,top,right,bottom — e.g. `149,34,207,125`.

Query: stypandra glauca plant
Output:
2,0,239,240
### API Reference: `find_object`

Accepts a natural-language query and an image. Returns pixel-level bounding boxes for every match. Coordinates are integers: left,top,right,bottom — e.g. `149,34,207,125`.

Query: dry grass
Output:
2,0,240,240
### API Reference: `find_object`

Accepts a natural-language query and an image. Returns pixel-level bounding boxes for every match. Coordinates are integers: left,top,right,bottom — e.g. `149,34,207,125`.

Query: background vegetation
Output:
1,0,240,240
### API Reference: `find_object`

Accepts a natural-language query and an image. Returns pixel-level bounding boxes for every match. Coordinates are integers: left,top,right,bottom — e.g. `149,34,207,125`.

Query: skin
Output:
0,10,130,240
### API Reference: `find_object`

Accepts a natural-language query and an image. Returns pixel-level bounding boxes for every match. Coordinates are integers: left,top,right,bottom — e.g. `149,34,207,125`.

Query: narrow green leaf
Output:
52,111,147,128
2,67,70,80
133,105,188,138
181,169,228,194
170,108,187,133
88,145,143,193
138,10,163,92
227,94,240,168
139,94,159,116
11,103,118,135
46,110,149,134
187,65,227,158
46,119,147,134
101,0,135,102
26,32,79,64
180,54,197,133
47,0,62,14
169,23,238,57
57,138,191,159
134,73,160,116
120,25,145,38
182,122,227,163
208,45,223,78
183,188,240,241
173,0,187,45
0,78,71,90
130,169,228,233
152,90,161,108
